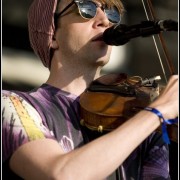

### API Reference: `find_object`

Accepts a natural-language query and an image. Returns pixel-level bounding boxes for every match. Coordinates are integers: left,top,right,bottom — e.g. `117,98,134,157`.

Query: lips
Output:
92,34,104,41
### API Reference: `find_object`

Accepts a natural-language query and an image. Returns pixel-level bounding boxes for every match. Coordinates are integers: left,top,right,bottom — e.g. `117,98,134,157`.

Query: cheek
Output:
60,24,87,45
71,26,88,42
56,26,86,57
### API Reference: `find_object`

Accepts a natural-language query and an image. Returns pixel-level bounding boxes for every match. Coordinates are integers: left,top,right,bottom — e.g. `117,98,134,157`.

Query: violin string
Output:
141,0,168,83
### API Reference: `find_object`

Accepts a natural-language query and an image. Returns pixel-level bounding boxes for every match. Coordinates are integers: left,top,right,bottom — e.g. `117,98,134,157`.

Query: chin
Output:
96,57,109,66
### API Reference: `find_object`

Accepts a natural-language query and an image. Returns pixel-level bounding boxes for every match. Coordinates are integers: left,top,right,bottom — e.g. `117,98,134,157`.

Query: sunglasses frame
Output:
54,0,121,24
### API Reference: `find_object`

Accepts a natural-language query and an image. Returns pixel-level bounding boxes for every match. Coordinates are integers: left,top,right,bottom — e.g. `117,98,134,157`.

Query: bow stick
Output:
141,0,178,82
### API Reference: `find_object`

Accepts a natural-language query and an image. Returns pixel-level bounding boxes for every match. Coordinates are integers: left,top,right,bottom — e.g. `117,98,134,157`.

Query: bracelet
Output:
144,107,178,144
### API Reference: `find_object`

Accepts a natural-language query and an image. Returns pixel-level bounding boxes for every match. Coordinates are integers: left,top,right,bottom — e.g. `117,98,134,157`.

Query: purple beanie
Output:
28,0,58,68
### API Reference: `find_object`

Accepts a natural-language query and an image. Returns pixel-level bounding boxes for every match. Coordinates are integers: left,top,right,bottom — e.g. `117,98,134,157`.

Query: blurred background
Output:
2,0,178,179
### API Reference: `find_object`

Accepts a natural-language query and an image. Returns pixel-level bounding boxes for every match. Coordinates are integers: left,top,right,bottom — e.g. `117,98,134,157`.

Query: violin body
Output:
80,91,150,132
80,73,160,132
79,73,178,143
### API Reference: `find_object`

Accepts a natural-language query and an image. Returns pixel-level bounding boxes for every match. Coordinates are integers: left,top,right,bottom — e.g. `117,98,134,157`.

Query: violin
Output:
79,73,178,143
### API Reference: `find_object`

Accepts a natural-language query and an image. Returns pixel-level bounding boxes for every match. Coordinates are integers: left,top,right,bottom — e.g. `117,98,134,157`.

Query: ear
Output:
51,34,59,49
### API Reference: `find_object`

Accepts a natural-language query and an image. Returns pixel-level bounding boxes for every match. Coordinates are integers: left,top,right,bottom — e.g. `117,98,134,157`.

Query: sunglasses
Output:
55,0,121,24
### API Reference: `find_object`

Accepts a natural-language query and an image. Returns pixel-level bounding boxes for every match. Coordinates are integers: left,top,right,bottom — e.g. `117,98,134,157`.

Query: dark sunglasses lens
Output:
105,7,121,23
78,1,97,19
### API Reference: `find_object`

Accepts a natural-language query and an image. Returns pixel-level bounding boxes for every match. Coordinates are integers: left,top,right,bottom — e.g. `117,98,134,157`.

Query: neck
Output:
46,60,102,96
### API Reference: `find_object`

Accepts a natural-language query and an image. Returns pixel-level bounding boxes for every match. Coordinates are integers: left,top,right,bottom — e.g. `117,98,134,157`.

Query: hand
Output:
150,75,178,120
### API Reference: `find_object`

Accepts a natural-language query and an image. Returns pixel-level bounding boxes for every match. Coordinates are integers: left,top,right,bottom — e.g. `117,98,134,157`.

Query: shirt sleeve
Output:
141,132,171,180
2,91,55,162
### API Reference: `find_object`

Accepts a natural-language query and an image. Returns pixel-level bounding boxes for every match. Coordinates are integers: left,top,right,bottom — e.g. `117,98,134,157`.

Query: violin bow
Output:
141,0,177,82
141,0,178,144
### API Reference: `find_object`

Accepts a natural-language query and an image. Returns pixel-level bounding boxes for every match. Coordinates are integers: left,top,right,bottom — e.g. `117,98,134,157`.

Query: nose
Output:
92,7,110,28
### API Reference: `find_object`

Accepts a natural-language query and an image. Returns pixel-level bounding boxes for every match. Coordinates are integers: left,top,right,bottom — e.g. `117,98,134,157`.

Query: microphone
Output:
103,19,178,45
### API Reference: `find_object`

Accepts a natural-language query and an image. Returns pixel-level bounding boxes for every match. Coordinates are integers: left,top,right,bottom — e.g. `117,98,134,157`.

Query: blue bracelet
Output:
144,107,178,144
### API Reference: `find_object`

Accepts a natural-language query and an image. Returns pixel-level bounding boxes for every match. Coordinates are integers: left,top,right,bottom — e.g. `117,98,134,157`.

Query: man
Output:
2,0,178,179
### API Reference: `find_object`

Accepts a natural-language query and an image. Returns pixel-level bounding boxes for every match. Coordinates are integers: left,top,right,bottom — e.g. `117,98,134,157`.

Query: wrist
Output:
144,106,178,144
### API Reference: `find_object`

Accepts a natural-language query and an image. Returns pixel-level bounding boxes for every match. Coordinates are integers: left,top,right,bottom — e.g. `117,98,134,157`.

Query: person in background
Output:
2,0,178,179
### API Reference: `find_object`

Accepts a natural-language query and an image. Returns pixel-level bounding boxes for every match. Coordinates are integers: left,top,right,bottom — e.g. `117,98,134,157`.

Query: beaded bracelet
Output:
144,107,178,144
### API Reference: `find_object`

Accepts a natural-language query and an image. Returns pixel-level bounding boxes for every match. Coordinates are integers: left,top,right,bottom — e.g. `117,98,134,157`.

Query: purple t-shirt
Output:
2,84,170,179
